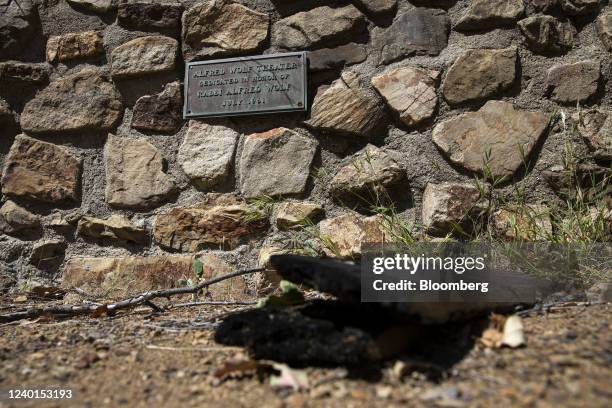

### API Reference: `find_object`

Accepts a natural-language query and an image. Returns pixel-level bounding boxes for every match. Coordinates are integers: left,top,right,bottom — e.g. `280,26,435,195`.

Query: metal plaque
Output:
184,52,307,119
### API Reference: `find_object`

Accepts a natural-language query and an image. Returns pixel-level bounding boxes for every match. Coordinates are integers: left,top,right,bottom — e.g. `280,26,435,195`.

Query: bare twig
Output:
0,267,264,323
170,300,257,309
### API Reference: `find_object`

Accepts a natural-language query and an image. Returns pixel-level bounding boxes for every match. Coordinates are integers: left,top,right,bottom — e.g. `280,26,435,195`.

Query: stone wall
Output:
0,0,610,297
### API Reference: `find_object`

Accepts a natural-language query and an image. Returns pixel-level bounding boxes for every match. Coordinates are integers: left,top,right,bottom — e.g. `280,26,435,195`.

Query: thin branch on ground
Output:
0,267,264,324
170,300,257,309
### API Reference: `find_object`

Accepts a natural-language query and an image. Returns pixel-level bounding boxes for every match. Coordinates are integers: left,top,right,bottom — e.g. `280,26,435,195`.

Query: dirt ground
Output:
0,298,610,408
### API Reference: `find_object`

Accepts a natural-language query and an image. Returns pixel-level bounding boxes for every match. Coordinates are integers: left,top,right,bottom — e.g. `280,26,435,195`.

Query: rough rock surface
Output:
111,36,177,78
441,47,518,105
545,60,600,104
372,66,440,127
182,0,269,61
0,99,18,137
308,44,367,72
352,0,397,17
596,12,612,51
456,0,525,30
77,214,148,245
198,253,251,300
374,9,450,65
131,81,182,134
421,182,484,235
492,205,553,241
0,61,48,85
560,0,601,15
518,16,576,54
0,201,40,236
104,135,177,210
0,0,37,60
432,101,550,178
273,5,366,50
153,195,267,251
178,121,239,189
62,256,197,297
66,0,115,13
1,135,81,204
239,128,318,198
318,213,388,258
117,1,183,36
46,31,104,63
20,70,122,134
330,145,403,197
29,240,66,267
573,109,612,161
307,72,386,138
275,201,323,230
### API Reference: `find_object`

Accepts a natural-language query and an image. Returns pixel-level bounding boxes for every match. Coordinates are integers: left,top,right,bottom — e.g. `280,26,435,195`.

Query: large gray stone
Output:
111,36,178,79
182,0,269,61
330,144,404,197
178,121,239,189
131,81,183,134
308,44,367,72
1,135,81,204
307,71,387,138
422,182,484,235
374,8,450,65
441,47,518,105
518,16,575,54
596,12,612,51
20,69,122,134
432,101,550,178
456,0,525,31
239,128,318,198
371,66,440,127
573,109,612,161
273,5,366,50
0,0,37,60
545,60,600,104
104,135,177,210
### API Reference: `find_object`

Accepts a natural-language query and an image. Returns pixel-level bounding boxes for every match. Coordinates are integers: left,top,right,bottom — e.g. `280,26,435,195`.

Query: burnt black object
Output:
268,254,361,301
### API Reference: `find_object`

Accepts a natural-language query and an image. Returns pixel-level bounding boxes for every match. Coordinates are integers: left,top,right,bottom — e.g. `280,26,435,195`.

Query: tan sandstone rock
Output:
104,135,177,210
239,128,318,198
0,200,40,235
182,0,269,61
1,135,81,203
492,205,553,241
111,36,178,78
178,121,239,189
20,70,122,134
77,214,148,245
442,47,518,105
372,66,440,127
153,194,268,251
275,201,323,230
432,101,549,178
422,182,485,236
330,145,403,197
46,31,104,63
307,71,386,138
573,108,612,161
318,213,389,258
